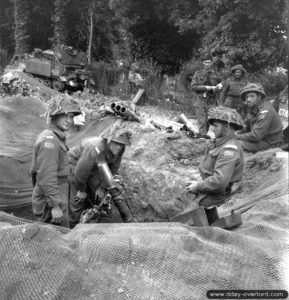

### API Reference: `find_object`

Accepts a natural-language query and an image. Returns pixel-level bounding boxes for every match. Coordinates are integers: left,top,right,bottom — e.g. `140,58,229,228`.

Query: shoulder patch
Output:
44,141,55,149
258,114,266,121
94,146,100,154
224,144,238,150
223,150,235,157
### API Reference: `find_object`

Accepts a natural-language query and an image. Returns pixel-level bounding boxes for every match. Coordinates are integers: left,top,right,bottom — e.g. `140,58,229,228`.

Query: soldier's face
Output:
245,92,260,107
109,141,124,155
54,113,75,131
234,70,242,78
211,121,225,138
203,60,212,70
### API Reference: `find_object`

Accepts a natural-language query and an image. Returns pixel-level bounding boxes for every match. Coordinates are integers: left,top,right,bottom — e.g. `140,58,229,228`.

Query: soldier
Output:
185,106,244,208
236,83,283,153
191,57,223,137
220,64,249,116
30,96,81,227
68,124,135,228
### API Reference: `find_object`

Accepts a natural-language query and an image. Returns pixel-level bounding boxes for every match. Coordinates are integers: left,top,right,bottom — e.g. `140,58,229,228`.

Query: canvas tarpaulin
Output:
0,164,288,300
0,96,119,209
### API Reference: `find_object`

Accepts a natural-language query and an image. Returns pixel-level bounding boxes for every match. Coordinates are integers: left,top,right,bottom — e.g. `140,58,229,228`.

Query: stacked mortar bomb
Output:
110,102,140,122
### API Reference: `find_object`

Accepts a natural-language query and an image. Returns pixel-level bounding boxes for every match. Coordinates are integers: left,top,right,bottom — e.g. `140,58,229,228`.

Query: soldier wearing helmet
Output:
185,106,244,207
191,56,223,138
68,123,135,227
30,96,81,227
220,64,249,115
235,83,283,153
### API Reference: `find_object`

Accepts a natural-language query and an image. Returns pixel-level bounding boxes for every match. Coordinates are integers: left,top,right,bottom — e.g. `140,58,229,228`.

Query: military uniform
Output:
236,102,283,153
195,134,244,207
220,77,248,113
68,136,124,227
31,126,70,227
191,69,220,135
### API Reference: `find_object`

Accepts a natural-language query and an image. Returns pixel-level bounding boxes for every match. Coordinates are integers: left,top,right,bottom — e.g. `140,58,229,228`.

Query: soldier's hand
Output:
74,191,87,204
51,205,63,225
216,83,223,90
185,180,199,194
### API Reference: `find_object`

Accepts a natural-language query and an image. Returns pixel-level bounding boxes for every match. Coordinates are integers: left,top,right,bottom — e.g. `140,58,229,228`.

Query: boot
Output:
114,199,135,222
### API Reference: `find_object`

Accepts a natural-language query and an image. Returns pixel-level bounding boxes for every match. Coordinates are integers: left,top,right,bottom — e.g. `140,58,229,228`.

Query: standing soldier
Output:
185,106,244,208
30,96,81,227
220,64,249,116
236,83,283,153
68,124,135,227
191,57,223,138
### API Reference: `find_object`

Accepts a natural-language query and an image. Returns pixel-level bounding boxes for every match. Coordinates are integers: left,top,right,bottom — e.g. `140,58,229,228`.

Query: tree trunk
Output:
53,0,69,46
13,0,29,55
87,3,94,66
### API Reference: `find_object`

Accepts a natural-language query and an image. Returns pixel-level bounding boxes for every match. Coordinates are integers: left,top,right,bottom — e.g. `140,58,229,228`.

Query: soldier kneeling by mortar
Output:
184,107,244,223
68,124,135,228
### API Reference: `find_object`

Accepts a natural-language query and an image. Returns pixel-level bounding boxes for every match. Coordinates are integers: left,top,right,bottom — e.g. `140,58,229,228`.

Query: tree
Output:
120,0,201,74
173,0,288,72
12,0,29,55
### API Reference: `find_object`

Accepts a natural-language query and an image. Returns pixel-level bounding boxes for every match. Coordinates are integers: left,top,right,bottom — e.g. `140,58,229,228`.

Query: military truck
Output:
7,45,94,92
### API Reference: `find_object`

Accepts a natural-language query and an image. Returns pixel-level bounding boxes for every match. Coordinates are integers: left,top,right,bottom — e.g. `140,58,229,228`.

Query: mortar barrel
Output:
111,102,116,110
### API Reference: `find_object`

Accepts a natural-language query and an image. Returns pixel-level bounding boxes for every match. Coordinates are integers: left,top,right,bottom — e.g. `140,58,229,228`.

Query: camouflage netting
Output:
0,164,288,299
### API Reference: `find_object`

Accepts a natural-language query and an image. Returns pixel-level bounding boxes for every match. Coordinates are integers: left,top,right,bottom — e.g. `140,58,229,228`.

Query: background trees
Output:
0,0,287,74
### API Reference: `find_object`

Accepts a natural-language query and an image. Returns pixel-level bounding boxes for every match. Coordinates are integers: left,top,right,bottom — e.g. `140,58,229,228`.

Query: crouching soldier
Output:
68,124,135,228
30,96,81,227
185,106,244,208
235,83,283,153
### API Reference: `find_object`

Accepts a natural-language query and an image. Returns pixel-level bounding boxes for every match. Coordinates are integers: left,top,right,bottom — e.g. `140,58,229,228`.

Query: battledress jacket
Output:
30,126,70,207
191,69,220,107
67,137,124,193
220,76,248,107
237,102,283,145
196,134,244,195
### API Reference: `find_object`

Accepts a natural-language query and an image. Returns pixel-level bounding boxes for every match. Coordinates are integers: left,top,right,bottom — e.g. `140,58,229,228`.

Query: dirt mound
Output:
0,95,287,225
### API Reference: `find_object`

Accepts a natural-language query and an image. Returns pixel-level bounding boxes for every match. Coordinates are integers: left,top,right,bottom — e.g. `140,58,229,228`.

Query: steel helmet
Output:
231,64,246,74
47,95,81,117
208,106,244,130
102,123,132,145
240,83,266,100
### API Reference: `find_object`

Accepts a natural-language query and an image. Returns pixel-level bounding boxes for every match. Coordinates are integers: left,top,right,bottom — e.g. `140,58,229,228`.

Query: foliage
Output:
248,70,288,97
0,48,10,74
91,61,123,95
174,0,288,72
122,0,200,74
12,0,30,55
0,0,14,55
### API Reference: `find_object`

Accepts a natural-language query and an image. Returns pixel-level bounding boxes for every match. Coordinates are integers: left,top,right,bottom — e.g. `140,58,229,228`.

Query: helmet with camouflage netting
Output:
208,106,244,130
240,83,266,100
102,122,132,145
47,95,81,117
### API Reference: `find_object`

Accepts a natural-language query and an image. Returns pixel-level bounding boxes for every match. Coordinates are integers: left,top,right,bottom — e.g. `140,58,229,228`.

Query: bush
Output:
90,61,123,95
0,48,11,75
248,70,287,98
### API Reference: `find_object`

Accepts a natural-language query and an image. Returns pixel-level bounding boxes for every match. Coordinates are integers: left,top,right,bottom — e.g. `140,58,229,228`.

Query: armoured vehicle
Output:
7,45,94,92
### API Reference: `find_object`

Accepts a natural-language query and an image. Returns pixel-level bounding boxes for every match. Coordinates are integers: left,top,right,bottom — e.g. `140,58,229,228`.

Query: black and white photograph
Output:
0,0,288,299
